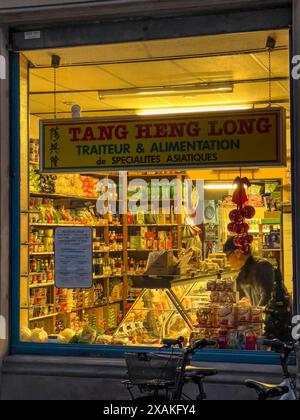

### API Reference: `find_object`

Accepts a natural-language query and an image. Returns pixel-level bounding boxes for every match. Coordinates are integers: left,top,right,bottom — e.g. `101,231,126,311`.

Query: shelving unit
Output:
29,313,59,322
30,282,55,288
30,191,98,201
253,219,282,270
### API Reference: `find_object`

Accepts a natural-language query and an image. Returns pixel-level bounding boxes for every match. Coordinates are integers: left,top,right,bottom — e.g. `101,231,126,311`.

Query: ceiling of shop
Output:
24,29,290,123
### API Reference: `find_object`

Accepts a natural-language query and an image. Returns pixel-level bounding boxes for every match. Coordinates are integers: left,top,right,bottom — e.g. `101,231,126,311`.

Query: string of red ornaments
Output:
227,177,256,254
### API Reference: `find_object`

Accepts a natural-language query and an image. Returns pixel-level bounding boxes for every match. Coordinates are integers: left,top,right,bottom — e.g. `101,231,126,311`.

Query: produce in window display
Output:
20,327,32,342
30,328,48,343
75,326,97,344
57,328,76,344
20,327,49,344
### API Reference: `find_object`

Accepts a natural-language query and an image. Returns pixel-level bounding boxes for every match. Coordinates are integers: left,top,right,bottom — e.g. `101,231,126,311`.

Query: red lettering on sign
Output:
169,123,185,138
136,124,153,139
187,122,201,137
224,120,238,135
257,117,272,134
237,119,256,134
208,121,223,136
82,127,96,141
69,127,81,141
98,126,114,140
153,124,168,138
115,125,128,140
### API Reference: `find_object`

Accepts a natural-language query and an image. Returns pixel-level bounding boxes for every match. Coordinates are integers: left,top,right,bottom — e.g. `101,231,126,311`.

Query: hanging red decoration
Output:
232,177,251,209
228,176,256,254
227,222,237,233
244,205,256,219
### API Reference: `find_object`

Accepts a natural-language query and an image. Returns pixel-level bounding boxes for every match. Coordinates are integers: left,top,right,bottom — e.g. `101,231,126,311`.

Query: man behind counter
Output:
224,236,275,307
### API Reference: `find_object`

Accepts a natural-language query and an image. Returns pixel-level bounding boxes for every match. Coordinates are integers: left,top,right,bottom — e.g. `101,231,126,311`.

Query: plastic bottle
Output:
137,210,144,225
218,328,228,349
227,330,239,349
237,326,246,350
245,327,257,351
99,257,104,276
129,258,135,272
127,210,133,225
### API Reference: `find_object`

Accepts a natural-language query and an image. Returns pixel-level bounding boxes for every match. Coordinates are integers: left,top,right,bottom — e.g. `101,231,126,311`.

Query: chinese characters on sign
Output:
49,126,60,168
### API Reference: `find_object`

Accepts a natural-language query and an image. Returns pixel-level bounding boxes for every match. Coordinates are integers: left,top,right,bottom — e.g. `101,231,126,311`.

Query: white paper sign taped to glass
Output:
55,227,93,289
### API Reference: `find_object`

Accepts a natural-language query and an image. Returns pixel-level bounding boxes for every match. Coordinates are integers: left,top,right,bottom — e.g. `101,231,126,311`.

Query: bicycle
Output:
123,337,217,401
245,338,298,400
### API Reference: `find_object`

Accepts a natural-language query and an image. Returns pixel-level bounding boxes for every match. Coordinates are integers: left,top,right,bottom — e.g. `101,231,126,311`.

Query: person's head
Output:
223,236,252,269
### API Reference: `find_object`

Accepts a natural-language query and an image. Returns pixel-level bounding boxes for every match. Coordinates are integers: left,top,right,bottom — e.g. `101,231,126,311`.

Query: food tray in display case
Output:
113,270,240,346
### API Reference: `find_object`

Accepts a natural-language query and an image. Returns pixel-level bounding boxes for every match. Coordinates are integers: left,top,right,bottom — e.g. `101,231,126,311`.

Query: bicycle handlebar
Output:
162,336,185,349
263,339,283,349
263,339,295,354
161,337,215,352
192,339,216,351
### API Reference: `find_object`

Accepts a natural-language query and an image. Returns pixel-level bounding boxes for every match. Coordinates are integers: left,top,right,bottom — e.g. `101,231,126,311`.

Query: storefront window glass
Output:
18,30,293,353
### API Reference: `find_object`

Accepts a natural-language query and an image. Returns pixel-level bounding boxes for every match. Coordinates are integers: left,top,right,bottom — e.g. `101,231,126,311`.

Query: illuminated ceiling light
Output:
204,183,249,190
98,82,233,99
137,105,252,116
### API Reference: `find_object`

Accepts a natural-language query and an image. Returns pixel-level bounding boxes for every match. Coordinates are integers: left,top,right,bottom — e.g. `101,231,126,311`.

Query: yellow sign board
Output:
40,108,286,172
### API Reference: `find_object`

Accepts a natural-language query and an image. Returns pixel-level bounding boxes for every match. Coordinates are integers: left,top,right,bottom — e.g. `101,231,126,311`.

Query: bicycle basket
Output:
124,352,183,384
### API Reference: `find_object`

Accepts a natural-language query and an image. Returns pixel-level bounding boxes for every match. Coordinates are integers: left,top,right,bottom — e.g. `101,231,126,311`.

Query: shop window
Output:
20,169,292,349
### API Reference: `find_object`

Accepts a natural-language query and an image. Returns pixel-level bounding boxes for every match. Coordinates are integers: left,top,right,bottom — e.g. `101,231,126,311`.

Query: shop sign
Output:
40,108,286,172
54,227,93,289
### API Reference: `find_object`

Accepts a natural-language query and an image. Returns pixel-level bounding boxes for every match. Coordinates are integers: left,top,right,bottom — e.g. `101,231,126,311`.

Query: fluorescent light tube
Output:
137,105,252,116
98,82,233,99
204,184,237,190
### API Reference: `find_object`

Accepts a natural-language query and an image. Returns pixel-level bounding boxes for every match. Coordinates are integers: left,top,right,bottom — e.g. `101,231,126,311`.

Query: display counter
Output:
113,269,266,351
